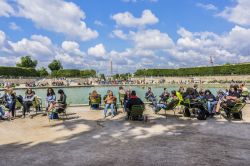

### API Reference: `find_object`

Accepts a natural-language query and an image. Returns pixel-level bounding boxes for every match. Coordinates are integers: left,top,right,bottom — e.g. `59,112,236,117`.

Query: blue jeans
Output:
0,107,5,117
207,101,217,114
104,103,115,117
124,101,128,112
154,103,167,113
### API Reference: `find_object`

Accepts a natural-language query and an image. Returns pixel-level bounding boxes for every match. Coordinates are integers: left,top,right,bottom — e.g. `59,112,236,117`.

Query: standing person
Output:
123,90,131,113
22,88,35,118
46,88,56,111
118,86,126,106
103,91,116,118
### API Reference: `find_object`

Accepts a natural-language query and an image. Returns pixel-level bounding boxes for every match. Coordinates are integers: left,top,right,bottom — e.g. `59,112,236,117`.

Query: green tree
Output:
16,56,37,68
37,67,49,77
100,74,106,80
48,60,63,71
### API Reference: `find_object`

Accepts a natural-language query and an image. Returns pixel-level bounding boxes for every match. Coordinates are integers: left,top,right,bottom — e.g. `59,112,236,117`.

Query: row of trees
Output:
134,64,250,77
0,56,96,78
16,56,63,76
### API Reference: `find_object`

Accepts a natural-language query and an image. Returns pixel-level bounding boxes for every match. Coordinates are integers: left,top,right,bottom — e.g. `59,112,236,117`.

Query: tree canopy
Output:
16,56,37,68
48,60,63,71
37,67,49,77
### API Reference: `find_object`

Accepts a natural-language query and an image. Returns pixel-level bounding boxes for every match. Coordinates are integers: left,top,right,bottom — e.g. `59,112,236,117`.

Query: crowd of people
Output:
145,84,249,119
0,83,249,121
0,86,67,120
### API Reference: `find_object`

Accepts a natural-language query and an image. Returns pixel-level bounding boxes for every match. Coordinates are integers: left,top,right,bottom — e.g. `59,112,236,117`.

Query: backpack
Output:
197,109,208,120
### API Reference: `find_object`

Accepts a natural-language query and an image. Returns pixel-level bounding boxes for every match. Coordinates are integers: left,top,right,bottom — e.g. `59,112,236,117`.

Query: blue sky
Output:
0,0,250,74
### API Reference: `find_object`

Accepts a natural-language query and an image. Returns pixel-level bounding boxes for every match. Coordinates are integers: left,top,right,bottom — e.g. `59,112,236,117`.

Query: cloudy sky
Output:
0,0,250,74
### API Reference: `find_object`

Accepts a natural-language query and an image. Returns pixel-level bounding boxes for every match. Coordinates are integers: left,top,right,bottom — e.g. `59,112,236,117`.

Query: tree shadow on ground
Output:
1,109,250,166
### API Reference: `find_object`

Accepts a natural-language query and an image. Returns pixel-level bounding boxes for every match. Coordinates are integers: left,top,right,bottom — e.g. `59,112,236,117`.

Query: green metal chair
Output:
220,102,245,120
89,95,101,109
129,105,145,120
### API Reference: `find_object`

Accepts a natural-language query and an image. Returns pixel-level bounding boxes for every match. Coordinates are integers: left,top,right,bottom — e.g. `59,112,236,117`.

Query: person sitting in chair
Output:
220,86,241,116
126,90,144,119
89,90,100,109
103,91,116,118
159,88,170,103
57,89,67,113
153,91,178,113
145,87,157,106
22,88,35,118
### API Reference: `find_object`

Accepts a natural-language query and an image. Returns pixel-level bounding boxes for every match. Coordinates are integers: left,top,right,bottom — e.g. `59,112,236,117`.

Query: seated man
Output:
159,88,170,103
126,90,144,119
57,89,67,113
154,90,178,113
145,87,157,106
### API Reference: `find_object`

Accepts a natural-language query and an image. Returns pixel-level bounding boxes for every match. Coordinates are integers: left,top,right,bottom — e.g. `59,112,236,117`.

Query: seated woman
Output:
89,90,100,109
153,91,178,113
204,90,217,115
0,91,6,119
3,87,16,120
22,88,35,118
103,91,116,118
46,88,56,111
56,89,67,113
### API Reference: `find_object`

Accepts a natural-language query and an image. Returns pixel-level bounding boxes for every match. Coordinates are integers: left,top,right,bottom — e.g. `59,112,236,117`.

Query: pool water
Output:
13,85,247,105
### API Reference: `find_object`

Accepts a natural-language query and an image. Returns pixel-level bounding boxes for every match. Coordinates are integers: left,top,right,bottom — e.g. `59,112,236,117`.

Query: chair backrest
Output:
231,102,246,112
90,95,101,104
130,105,145,117
241,91,249,97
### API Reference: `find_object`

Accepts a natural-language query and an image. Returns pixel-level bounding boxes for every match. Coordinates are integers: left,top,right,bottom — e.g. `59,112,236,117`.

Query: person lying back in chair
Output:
153,90,179,113
126,90,144,119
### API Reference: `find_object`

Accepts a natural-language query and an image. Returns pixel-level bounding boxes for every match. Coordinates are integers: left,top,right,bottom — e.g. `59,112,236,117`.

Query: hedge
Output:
134,64,250,77
0,66,39,77
52,69,96,78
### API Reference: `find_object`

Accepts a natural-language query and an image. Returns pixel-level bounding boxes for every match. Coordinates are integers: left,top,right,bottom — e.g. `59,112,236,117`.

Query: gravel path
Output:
0,105,250,166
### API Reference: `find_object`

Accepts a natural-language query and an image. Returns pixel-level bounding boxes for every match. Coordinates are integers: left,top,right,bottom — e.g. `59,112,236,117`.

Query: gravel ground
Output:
0,104,250,166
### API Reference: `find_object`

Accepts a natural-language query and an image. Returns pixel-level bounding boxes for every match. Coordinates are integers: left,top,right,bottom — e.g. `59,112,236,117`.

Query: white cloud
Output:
196,3,218,10
113,29,174,49
112,9,159,28
62,41,79,52
88,44,106,57
0,0,14,17
13,0,98,41
9,37,54,60
94,20,104,26
219,0,250,26
9,22,21,31
0,30,6,48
